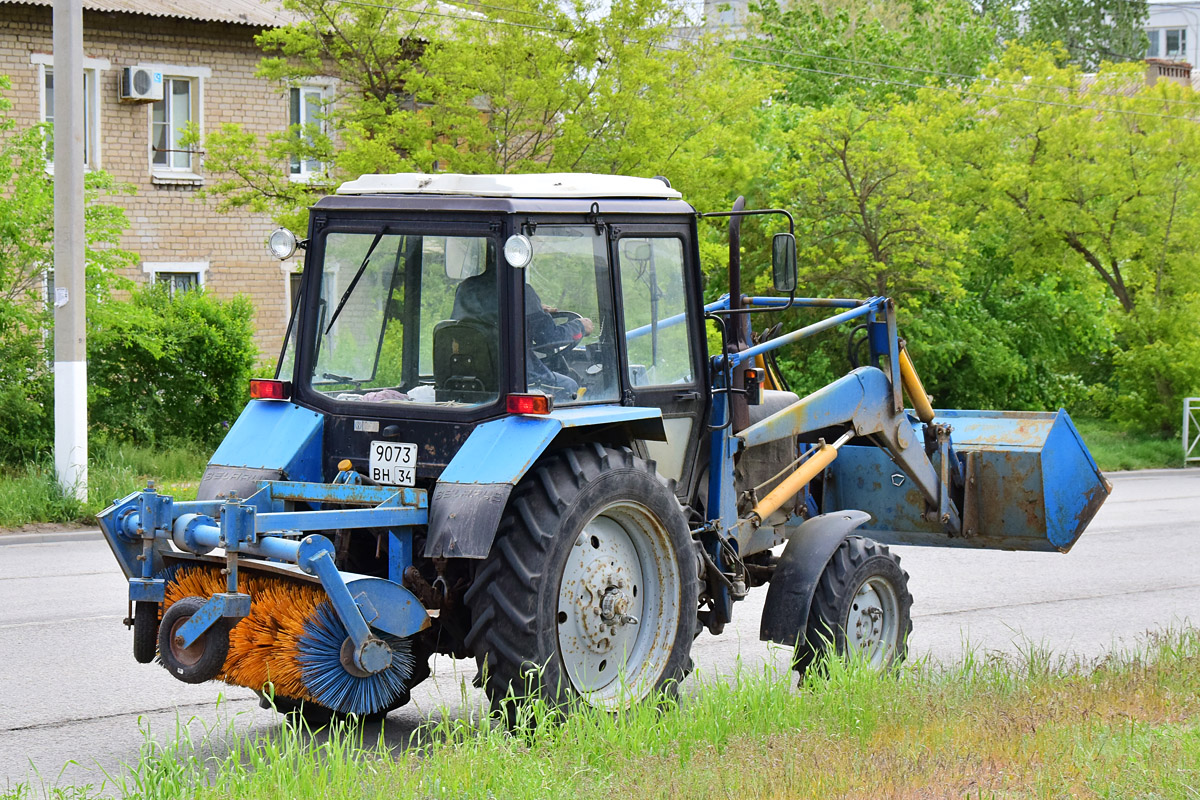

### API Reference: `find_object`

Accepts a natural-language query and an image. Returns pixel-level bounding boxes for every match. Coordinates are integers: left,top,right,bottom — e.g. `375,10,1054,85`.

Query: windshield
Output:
309,230,500,407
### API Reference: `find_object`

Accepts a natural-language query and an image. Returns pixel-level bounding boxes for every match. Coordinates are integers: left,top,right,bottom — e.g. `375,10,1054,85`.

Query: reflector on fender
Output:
249,379,290,400
506,393,552,415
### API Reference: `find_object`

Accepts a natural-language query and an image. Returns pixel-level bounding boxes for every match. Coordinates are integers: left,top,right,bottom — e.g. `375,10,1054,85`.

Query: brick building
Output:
0,0,305,355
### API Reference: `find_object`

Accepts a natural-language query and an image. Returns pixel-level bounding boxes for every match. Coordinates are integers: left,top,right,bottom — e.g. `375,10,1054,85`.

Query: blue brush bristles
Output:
296,601,416,716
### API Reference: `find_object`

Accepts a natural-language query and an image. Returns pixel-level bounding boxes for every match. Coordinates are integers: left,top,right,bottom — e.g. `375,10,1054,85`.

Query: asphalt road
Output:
1,468,1197,792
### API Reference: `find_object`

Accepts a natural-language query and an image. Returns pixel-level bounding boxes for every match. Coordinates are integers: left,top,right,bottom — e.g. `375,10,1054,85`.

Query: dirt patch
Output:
0,521,93,536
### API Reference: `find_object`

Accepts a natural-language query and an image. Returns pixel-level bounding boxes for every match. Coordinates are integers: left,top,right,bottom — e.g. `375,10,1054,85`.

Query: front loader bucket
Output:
822,409,1110,553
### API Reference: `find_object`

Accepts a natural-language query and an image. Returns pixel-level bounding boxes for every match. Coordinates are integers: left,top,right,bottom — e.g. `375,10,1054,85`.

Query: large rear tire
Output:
465,444,700,717
792,536,912,678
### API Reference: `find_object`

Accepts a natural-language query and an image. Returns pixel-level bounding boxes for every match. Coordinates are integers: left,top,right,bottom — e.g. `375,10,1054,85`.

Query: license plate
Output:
368,441,417,486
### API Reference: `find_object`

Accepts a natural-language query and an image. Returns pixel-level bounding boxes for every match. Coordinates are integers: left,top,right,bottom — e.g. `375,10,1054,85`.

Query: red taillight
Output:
506,393,552,415
249,379,290,400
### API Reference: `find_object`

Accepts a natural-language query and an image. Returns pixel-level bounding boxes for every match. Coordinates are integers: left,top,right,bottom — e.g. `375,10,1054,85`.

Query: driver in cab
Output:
452,261,593,400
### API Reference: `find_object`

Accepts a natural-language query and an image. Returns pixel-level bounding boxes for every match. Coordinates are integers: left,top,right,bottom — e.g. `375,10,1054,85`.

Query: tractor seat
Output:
432,319,499,403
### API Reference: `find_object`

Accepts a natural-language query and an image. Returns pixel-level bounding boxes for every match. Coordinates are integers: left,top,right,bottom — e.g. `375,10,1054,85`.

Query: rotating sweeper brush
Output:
99,479,432,718
157,565,417,715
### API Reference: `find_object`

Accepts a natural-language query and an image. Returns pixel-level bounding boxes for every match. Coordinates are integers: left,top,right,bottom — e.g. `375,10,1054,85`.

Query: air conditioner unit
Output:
119,67,163,103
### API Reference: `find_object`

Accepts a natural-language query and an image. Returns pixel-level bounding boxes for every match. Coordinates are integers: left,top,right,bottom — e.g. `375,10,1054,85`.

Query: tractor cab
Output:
257,173,712,504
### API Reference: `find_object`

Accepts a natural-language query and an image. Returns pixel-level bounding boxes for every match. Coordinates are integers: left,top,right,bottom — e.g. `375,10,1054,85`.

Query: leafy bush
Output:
88,286,257,447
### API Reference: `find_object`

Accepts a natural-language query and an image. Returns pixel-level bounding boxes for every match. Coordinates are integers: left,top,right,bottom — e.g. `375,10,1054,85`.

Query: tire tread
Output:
464,444,699,712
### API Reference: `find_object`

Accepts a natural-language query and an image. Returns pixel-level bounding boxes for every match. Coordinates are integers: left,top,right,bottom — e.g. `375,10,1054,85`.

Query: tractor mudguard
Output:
760,510,872,646
425,405,666,558
197,401,323,500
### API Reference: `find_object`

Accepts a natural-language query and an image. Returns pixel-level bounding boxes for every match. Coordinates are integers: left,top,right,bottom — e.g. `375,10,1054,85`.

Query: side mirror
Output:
771,232,797,293
441,236,487,279
624,240,652,262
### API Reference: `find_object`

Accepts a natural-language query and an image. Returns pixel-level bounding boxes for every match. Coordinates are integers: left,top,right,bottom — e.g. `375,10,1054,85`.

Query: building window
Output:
33,54,106,170
289,83,330,180
152,77,197,171
43,268,55,310
289,270,304,310
157,272,197,296
143,261,208,297
1147,28,1187,60
1166,28,1187,59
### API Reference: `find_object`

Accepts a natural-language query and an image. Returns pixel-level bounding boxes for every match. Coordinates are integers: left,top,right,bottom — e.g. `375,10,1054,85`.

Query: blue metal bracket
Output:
129,578,165,604
388,529,413,584
137,488,173,540
221,500,257,547
175,592,252,649
884,301,903,416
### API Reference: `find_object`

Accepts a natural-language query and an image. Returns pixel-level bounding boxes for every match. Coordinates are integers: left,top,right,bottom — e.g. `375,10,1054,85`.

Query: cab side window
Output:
618,238,693,387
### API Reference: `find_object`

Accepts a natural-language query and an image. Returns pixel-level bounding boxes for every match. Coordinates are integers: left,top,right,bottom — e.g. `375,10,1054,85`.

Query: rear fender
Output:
760,510,871,646
197,401,324,500
425,405,665,559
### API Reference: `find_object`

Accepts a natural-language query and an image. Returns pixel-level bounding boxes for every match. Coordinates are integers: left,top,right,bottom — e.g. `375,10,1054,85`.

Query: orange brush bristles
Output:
163,565,329,705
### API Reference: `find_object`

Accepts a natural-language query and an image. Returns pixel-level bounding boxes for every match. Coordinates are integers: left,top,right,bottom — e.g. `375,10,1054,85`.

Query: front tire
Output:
465,444,700,716
133,601,159,664
793,536,912,677
158,596,230,684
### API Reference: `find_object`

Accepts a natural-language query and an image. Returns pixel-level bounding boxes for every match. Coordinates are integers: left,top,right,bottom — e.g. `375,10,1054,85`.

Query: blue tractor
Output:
99,173,1110,719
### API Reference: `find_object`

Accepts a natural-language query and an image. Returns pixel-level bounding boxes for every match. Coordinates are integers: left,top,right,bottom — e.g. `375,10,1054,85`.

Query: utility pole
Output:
53,0,87,500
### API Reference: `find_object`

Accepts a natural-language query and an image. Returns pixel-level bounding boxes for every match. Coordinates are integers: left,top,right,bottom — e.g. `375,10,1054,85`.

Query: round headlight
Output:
503,234,533,268
268,228,298,260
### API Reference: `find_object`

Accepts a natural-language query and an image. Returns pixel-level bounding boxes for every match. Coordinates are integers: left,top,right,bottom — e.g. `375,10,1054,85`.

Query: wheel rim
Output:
843,575,900,669
556,500,681,707
168,615,205,667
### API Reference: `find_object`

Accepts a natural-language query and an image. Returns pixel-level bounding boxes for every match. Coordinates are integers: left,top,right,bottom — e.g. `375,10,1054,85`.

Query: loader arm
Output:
704,292,1108,561
737,366,960,533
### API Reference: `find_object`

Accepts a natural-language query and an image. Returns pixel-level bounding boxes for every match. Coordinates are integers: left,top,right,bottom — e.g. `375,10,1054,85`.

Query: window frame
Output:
292,216,511,421
613,234,696,390
1165,27,1187,59
521,223,622,407
143,260,208,297
609,222,709,497
1146,27,1188,60
140,64,210,181
31,53,108,172
288,79,334,182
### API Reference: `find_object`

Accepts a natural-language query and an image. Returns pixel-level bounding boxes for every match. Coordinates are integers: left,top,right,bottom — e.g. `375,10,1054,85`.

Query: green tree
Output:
773,100,967,300
0,76,138,463
929,47,1200,429
1018,0,1149,69
748,0,1010,108
199,0,772,231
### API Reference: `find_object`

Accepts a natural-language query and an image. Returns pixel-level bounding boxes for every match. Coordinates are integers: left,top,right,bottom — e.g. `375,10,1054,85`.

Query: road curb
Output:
1105,467,1200,479
0,529,102,546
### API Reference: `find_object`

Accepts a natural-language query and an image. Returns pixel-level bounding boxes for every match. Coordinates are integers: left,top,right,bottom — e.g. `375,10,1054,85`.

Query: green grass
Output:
0,441,209,528
1073,417,1187,472
6,631,1200,800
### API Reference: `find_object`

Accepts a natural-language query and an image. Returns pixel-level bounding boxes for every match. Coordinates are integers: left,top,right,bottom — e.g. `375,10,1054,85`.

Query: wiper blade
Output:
324,230,386,336
320,372,358,384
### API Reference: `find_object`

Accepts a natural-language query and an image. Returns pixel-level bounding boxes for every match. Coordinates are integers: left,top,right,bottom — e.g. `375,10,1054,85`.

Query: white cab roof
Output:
336,172,682,199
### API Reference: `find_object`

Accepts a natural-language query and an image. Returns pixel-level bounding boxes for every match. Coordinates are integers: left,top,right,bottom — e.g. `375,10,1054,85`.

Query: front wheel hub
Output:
845,577,900,668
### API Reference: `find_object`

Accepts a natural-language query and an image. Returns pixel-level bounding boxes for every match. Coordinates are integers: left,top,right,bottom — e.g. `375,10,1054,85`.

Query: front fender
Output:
760,510,872,646
424,405,665,559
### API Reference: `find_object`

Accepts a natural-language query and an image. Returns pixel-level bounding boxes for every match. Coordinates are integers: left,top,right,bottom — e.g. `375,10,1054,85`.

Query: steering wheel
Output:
532,310,587,358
